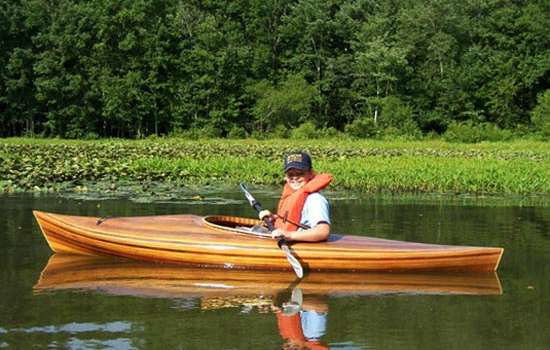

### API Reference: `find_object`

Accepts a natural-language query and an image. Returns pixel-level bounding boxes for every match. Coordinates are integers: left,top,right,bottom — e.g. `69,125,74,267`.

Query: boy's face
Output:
285,168,313,191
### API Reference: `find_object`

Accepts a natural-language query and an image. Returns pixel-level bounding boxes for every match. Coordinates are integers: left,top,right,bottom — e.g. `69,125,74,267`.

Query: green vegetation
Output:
1,138,549,195
1,0,548,139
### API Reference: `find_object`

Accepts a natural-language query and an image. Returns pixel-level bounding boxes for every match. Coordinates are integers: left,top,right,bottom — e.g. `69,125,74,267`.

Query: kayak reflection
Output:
34,254,502,299
34,255,502,349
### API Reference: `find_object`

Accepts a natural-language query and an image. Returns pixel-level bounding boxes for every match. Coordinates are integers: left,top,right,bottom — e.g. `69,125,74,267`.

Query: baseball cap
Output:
284,152,312,173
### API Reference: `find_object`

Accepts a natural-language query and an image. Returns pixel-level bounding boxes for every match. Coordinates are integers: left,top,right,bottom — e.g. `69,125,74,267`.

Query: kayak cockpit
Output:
203,215,271,238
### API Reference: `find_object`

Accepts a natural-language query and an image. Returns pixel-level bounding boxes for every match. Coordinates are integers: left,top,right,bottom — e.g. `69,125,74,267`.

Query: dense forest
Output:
0,0,549,139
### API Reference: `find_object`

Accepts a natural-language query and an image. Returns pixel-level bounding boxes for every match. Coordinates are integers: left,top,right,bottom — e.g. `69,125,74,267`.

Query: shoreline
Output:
1,138,550,195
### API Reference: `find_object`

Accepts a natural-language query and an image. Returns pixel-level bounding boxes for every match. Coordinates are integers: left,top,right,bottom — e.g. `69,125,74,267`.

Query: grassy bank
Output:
1,138,550,195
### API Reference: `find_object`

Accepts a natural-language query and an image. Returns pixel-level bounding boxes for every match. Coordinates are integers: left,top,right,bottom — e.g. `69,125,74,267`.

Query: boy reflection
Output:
274,291,328,350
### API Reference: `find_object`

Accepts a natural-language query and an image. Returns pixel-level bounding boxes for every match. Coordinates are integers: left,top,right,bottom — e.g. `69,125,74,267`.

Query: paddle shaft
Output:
239,183,304,278
274,213,310,230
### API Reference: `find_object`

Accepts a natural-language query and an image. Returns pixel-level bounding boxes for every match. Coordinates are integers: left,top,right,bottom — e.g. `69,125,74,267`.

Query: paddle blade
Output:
280,243,304,278
239,183,262,211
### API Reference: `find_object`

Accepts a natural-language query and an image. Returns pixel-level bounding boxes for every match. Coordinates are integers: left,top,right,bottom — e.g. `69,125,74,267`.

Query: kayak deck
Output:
33,210,504,272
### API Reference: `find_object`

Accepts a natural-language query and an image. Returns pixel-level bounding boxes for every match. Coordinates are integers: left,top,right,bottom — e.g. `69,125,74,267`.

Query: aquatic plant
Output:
1,138,549,194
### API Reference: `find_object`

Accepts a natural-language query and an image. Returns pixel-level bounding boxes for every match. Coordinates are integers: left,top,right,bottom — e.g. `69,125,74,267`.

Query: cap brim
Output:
284,162,310,173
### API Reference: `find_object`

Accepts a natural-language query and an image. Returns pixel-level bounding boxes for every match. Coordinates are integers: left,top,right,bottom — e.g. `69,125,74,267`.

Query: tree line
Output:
1,0,549,139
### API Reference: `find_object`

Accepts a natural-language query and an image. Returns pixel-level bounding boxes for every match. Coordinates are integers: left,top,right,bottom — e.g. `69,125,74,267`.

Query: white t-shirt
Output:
300,310,327,340
300,192,330,229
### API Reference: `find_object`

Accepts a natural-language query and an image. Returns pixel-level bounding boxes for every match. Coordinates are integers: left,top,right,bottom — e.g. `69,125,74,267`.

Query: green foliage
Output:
289,121,319,139
0,0,548,139
378,97,412,127
319,127,342,139
378,96,421,138
443,122,514,143
344,118,378,138
189,125,223,139
249,74,316,132
285,121,343,139
82,132,100,140
443,122,482,143
324,155,550,194
269,125,290,139
482,124,515,142
2,138,550,194
227,125,247,139
531,90,550,137
353,37,409,106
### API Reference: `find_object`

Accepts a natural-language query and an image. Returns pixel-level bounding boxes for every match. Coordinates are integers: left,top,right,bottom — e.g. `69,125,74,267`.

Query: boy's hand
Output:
272,228,292,240
258,210,273,221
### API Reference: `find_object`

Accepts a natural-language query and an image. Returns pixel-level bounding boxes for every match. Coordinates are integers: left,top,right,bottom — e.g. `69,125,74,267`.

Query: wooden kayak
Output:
34,254,503,297
33,210,504,272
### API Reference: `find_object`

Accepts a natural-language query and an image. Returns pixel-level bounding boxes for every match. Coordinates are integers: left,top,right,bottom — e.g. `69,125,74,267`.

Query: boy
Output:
260,151,332,242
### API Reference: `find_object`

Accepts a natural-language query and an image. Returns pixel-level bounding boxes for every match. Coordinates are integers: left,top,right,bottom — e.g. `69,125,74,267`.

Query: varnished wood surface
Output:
33,210,504,272
34,254,503,298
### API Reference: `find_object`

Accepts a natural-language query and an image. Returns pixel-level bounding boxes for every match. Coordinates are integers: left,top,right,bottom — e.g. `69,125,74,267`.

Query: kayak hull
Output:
33,211,504,272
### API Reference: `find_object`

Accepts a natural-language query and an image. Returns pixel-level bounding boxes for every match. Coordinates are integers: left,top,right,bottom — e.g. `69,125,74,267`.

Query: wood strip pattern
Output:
33,211,504,272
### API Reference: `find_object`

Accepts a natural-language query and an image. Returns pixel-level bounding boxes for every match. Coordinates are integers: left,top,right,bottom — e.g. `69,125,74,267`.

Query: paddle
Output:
239,183,304,278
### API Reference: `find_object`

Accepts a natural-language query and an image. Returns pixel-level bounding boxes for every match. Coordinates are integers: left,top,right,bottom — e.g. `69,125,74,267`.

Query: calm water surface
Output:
1,189,549,349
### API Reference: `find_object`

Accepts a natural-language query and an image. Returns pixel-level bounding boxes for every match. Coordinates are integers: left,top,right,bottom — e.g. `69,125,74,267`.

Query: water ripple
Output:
6,321,133,334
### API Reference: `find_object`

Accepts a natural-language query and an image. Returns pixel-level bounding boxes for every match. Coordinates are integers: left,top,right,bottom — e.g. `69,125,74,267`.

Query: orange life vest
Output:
275,173,333,231
277,313,306,342
276,313,329,350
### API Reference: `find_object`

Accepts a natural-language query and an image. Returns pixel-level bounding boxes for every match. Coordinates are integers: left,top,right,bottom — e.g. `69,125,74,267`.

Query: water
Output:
1,189,549,349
